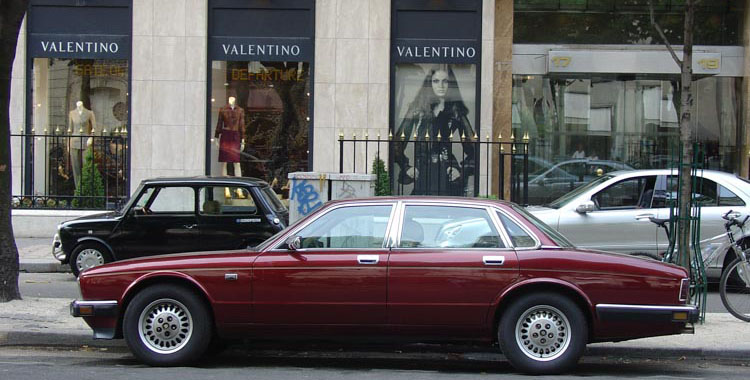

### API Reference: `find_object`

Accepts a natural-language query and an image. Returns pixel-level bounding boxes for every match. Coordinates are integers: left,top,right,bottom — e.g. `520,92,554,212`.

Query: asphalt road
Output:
17,272,735,313
0,345,749,380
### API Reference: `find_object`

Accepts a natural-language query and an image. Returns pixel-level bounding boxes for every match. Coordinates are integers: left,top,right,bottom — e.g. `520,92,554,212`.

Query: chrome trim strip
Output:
596,304,696,312
75,300,118,306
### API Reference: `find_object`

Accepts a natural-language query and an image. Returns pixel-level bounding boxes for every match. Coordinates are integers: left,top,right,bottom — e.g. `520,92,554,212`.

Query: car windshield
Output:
261,186,287,213
545,174,614,209
511,204,575,248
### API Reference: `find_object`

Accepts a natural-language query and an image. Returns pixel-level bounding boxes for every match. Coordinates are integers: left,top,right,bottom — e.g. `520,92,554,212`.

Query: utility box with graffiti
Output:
287,172,376,223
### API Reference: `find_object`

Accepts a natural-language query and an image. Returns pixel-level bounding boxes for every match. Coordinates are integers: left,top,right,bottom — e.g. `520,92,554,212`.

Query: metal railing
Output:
11,132,129,210
338,133,529,204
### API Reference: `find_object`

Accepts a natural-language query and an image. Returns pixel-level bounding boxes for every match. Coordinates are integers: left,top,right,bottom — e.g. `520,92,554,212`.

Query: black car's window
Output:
719,185,745,206
399,206,504,249
294,205,392,249
497,212,535,248
134,187,155,208
149,187,195,214
199,186,257,215
594,176,655,210
261,186,287,213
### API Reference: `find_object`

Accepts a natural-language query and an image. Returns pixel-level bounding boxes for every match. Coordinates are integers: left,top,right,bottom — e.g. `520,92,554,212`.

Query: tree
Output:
73,147,105,209
649,0,695,272
0,0,28,302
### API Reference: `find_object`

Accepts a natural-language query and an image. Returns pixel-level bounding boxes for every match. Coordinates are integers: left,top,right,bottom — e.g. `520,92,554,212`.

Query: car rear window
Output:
261,186,287,212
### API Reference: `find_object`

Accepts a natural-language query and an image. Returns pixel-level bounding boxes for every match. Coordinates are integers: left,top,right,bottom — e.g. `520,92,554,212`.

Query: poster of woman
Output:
393,63,477,196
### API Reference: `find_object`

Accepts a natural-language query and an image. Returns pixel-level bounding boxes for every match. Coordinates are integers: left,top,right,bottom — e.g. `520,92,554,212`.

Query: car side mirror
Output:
575,200,596,214
285,236,301,251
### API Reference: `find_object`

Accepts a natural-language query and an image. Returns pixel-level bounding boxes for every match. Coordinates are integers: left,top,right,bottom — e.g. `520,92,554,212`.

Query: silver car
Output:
529,169,750,280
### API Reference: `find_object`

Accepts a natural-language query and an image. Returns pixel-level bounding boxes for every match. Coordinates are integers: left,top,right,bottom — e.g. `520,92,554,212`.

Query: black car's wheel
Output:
123,284,213,366
498,292,587,375
70,242,113,277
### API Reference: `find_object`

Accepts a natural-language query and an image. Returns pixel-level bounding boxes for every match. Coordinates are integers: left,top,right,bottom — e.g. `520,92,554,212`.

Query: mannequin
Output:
214,96,245,177
68,101,96,188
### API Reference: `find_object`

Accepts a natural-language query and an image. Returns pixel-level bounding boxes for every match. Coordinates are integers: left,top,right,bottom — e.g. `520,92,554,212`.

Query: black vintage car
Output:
53,177,289,276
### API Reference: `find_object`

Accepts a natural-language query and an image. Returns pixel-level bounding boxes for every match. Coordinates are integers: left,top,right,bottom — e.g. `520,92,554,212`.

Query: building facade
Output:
9,1,749,233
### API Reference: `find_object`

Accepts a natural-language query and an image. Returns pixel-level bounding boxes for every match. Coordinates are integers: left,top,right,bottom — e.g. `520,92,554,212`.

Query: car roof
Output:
139,176,269,187
325,196,516,208
607,168,742,178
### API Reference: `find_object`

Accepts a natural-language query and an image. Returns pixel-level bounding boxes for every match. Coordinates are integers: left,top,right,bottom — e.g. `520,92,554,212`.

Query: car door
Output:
387,203,519,331
558,175,660,254
252,203,394,325
197,185,278,251
110,185,200,259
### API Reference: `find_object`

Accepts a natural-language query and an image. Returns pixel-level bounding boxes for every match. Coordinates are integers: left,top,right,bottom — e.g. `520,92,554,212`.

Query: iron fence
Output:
11,132,129,210
338,134,529,204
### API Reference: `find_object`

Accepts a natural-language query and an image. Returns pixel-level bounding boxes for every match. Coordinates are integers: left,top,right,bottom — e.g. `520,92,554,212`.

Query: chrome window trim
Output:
270,202,397,251
394,201,513,250
493,207,542,250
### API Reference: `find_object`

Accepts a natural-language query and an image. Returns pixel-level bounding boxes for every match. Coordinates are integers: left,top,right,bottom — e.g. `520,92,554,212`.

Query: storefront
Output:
511,1,745,203
17,0,131,209
390,0,483,196
207,0,314,197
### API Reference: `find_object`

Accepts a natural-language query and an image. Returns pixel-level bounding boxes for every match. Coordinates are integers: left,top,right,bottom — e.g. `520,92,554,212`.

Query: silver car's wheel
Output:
138,298,194,354
76,248,104,272
515,305,571,361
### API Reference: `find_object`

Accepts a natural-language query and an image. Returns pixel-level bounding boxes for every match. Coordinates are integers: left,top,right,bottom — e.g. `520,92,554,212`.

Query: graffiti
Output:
337,181,356,199
291,179,323,216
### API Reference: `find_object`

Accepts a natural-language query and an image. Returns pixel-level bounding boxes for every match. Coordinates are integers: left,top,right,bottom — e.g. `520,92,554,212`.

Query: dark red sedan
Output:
71,197,697,374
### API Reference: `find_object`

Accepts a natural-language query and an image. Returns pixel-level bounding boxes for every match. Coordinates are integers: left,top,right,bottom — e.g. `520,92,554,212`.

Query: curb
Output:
19,261,71,273
585,345,750,360
0,330,124,348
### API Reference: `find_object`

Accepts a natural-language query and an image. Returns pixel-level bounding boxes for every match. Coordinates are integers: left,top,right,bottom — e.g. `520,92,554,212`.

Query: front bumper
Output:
596,304,699,324
52,233,65,262
70,300,118,318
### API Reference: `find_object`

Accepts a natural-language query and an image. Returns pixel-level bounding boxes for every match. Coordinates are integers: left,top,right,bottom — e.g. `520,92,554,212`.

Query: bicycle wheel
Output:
719,257,750,322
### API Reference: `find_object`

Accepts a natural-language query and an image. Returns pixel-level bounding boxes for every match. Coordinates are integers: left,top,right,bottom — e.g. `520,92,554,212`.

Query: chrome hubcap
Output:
138,299,193,354
515,305,571,361
76,249,104,271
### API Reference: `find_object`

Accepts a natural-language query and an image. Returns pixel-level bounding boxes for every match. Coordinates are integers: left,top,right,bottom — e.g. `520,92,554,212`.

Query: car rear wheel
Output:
70,242,112,277
123,284,213,366
498,292,587,375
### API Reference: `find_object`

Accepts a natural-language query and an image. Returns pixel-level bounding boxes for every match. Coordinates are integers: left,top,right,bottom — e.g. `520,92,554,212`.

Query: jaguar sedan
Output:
71,197,697,374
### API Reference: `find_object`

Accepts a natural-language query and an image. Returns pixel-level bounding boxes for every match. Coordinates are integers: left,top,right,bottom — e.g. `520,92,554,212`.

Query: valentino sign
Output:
40,40,120,54
221,43,301,57
396,45,477,59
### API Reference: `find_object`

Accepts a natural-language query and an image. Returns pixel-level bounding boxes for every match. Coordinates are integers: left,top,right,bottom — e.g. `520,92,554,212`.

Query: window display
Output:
210,61,310,199
392,63,477,196
26,58,129,208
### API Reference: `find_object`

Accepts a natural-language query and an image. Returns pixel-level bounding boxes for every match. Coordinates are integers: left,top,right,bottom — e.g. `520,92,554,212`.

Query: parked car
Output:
528,169,750,280
53,176,289,276
71,197,696,374
517,158,633,205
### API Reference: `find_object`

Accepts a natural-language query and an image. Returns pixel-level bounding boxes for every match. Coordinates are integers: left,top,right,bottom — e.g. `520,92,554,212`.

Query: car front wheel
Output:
123,284,213,366
498,292,587,375
70,242,112,277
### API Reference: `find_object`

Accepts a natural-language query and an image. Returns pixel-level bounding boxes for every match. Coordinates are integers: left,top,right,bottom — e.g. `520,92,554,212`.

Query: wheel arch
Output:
491,279,595,343
115,273,216,339
74,237,117,260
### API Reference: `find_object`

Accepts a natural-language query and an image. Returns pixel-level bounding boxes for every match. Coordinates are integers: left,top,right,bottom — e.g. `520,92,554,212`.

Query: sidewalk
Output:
0,297,749,359
16,238,70,273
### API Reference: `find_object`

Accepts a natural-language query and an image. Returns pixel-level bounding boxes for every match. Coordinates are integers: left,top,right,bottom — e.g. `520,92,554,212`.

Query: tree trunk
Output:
676,1,695,273
0,0,29,302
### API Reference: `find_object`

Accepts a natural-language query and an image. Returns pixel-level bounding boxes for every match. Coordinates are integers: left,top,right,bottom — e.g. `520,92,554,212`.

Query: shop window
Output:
22,58,129,209
209,61,310,200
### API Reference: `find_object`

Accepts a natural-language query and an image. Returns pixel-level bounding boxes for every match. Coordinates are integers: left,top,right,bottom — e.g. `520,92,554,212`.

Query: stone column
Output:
742,0,750,178
493,0,513,198
10,17,26,196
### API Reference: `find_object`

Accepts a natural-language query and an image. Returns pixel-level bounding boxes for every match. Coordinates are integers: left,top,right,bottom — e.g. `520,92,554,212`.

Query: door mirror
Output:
575,200,596,214
285,236,301,251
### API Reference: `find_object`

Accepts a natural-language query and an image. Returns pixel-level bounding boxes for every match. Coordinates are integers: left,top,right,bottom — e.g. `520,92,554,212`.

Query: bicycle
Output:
719,211,750,321
632,210,750,321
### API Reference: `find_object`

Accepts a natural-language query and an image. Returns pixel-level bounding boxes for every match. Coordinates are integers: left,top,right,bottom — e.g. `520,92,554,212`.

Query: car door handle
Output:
184,224,197,230
635,213,655,221
483,256,505,266
357,255,379,265
727,211,742,219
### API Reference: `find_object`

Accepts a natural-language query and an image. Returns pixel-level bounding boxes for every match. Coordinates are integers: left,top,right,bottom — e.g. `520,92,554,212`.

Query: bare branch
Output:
649,0,682,67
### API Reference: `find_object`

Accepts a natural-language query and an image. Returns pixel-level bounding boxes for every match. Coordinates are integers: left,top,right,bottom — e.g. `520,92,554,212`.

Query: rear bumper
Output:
596,304,699,324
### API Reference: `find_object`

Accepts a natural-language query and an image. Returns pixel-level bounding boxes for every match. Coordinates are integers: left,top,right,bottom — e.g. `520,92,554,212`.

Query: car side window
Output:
666,176,721,207
133,187,155,208
399,206,504,249
497,212,536,248
199,186,257,215
719,185,745,206
294,205,392,249
149,187,195,214
594,176,655,210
